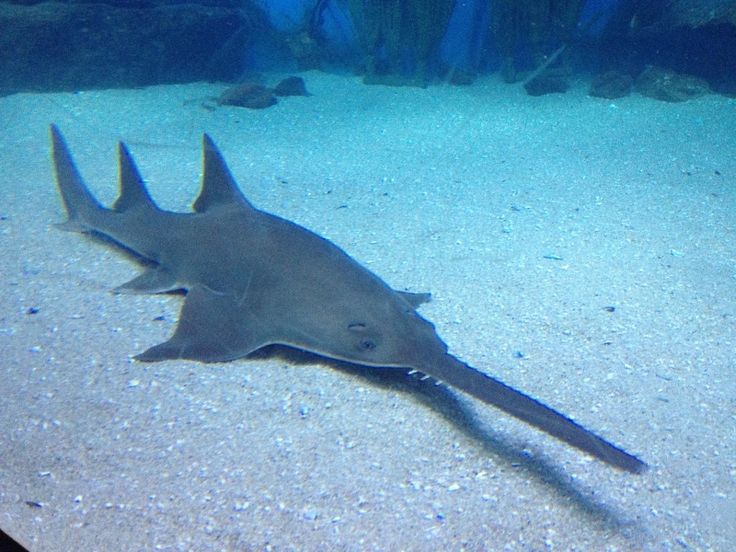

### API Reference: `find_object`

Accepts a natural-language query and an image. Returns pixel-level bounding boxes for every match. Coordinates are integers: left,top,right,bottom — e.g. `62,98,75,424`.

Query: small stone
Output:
635,65,710,102
233,501,249,511
217,82,277,109
273,76,310,97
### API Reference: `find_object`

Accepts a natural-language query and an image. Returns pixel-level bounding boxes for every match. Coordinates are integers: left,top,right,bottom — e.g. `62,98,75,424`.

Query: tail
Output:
50,124,106,232
424,355,647,473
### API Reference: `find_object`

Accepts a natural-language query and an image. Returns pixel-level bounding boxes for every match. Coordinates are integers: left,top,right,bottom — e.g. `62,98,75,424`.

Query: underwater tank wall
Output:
0,0,734,95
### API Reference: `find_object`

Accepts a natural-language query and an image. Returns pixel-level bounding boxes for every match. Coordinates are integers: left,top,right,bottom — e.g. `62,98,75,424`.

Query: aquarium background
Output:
0,1,734,551
1,0,735,95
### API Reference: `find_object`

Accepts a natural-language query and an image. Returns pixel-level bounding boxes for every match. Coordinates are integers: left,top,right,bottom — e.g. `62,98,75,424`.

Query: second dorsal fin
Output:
113,142,159,213
193,134,253,213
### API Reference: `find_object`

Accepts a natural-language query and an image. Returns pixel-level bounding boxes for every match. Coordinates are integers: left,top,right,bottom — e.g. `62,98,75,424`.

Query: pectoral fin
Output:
136,285,269,362
397,290,432,308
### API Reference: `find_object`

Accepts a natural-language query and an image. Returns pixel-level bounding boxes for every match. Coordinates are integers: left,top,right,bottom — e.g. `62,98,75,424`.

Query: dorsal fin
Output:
193,134,253,213
113,142,159,213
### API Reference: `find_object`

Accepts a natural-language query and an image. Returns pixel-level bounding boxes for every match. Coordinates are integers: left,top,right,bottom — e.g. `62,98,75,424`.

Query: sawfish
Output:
50,125,646,473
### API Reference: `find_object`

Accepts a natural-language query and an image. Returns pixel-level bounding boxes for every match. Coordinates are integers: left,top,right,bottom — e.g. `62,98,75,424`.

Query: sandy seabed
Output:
0,72,734,551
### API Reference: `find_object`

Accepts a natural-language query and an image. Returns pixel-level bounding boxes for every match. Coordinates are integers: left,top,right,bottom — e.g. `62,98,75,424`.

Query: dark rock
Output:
589,70,633,99
217,82,277,109
0,1,261,92
524,76,569,97
635,65,710,102
273,76,310,97
598,1,736,96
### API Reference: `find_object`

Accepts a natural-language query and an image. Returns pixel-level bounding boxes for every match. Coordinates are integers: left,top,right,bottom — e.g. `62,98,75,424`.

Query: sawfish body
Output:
50,125,646,474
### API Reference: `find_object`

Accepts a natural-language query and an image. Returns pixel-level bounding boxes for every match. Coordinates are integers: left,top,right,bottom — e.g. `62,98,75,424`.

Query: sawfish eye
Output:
348,323,376,351
358,339,377,351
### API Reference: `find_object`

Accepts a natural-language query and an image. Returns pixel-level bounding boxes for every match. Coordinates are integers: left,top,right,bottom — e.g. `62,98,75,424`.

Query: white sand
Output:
0,72,733,551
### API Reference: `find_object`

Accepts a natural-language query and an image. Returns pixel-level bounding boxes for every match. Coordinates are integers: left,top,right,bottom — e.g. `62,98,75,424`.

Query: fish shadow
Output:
253,345,644,535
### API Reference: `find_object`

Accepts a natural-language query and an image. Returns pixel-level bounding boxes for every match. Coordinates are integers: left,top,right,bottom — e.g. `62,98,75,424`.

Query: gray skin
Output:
50,125,646,474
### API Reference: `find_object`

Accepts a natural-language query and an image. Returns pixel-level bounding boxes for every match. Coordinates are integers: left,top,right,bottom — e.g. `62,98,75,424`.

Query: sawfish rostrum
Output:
50,125,646,474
